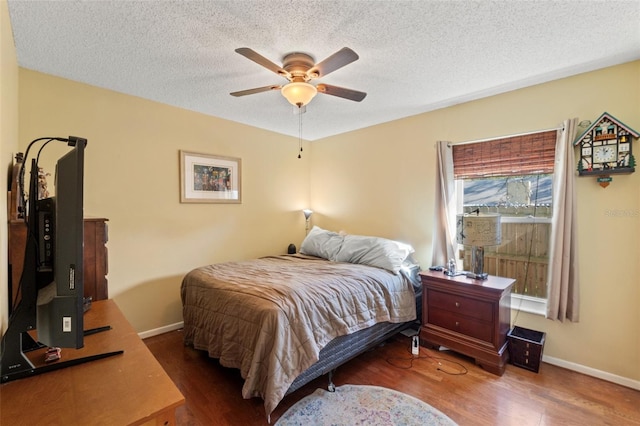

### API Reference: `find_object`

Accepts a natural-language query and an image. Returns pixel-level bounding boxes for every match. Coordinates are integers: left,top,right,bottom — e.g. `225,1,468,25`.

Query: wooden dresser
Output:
8,217,109,312
419,270,514,376
0,299,185,425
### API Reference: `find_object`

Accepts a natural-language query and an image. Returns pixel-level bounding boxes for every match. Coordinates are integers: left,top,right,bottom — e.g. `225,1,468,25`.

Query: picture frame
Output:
179,150,242,203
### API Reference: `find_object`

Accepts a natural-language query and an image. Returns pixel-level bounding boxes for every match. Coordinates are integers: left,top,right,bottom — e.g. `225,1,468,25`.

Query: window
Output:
452,130,557,314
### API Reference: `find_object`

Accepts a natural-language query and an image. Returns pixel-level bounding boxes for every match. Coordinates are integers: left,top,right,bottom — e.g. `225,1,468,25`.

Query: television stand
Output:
4,349,124,383
84,325,112,336
1,324,123,384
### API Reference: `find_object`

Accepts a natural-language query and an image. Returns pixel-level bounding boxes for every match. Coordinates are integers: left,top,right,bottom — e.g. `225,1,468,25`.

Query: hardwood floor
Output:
144,329,640,425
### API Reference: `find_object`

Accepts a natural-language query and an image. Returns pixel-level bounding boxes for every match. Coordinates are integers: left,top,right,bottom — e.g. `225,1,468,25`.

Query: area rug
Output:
275,384,457,425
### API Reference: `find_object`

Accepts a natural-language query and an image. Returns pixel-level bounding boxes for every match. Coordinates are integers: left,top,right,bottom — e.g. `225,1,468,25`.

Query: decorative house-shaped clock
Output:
575,112,639,187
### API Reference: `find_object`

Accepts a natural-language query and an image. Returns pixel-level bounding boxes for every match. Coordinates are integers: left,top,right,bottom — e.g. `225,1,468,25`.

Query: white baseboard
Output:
543,354,640,391
138,321,184,340
137,321,640,391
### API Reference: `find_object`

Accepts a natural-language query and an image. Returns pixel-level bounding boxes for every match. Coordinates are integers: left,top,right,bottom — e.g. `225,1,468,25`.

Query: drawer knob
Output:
455,321,460,327
455,302,460,308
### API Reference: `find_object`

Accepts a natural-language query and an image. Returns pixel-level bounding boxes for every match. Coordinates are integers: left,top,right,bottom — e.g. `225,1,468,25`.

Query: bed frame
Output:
285,293,422,395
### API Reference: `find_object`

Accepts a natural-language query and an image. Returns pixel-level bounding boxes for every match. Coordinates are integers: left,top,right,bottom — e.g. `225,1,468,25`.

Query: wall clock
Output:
574,112,639,187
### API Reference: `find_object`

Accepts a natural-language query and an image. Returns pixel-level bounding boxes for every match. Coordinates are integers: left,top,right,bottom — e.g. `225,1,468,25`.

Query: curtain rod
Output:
447,125,564,147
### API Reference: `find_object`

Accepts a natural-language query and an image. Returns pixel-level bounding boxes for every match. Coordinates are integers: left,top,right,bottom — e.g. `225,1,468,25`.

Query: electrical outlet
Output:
412,335,419,355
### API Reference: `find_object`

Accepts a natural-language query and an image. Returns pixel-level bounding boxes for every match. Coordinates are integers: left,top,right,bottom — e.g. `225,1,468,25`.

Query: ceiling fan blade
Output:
316,84,367,102
308,47,359,78
235,48,289,78
230,85,282,97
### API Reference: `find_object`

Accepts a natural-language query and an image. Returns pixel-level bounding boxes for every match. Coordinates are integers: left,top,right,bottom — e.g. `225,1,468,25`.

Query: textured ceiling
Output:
7,0,640,141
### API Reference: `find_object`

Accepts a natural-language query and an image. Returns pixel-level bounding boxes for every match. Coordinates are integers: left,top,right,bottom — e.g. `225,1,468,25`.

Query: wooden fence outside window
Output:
460,207,550,299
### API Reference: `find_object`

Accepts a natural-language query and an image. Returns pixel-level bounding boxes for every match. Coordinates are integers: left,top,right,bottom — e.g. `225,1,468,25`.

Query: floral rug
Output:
275,384,457,426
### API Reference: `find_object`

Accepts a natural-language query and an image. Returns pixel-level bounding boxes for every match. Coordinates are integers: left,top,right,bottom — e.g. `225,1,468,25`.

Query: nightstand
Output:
419,270,514,376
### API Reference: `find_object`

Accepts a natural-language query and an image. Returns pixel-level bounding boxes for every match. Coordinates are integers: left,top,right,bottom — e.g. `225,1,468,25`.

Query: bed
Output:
181,227,422,419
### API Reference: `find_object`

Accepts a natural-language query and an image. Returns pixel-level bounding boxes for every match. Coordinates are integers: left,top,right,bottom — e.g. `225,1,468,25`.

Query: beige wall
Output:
16,70,311,333
310,61,640,383
1,0,19,331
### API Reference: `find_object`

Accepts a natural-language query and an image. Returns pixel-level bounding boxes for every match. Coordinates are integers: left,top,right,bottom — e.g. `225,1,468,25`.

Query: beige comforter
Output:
181,254,416,417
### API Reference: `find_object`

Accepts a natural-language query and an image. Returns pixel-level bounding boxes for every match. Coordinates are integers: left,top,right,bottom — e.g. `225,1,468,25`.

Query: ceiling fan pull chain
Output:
298,108,303,158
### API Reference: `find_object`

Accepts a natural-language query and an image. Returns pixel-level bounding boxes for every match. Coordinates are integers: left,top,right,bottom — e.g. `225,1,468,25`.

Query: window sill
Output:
511,294,546,316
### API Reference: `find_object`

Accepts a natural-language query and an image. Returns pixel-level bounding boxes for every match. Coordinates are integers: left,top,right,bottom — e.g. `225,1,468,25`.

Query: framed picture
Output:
180,150,241,203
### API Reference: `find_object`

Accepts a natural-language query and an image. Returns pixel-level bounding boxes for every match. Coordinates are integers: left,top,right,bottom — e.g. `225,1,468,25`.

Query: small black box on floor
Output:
507,326,545,373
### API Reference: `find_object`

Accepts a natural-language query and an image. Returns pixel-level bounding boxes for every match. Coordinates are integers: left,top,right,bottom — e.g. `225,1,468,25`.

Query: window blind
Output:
452,130,557,179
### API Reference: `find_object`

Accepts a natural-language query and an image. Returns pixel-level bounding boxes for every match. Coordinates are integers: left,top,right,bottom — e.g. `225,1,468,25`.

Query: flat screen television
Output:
0,137,111,383
35,139,85,349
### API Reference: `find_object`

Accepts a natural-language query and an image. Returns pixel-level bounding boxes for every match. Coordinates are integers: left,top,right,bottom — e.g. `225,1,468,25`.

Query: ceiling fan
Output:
230,47,367,108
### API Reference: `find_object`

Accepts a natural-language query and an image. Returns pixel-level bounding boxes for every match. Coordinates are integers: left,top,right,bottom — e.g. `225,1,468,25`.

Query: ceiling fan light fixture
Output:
281,82,317,107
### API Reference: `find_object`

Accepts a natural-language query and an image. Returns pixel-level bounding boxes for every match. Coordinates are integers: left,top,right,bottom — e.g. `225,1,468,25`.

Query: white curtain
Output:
546,118,580,322
431,141,457,266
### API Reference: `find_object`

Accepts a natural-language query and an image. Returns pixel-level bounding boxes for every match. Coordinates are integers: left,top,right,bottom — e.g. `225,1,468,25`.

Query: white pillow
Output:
333,234,414,274
299,226,344,260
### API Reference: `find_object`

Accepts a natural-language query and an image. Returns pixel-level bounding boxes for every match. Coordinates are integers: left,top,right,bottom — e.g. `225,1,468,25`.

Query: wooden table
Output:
0,299,185,425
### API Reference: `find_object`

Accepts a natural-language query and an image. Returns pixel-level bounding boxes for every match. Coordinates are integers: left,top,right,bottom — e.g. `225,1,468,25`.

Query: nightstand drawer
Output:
427,289,493,322
428,307,494,343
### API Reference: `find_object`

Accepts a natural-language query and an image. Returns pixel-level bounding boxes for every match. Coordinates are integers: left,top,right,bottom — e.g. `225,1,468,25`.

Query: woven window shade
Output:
452,130,557,179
